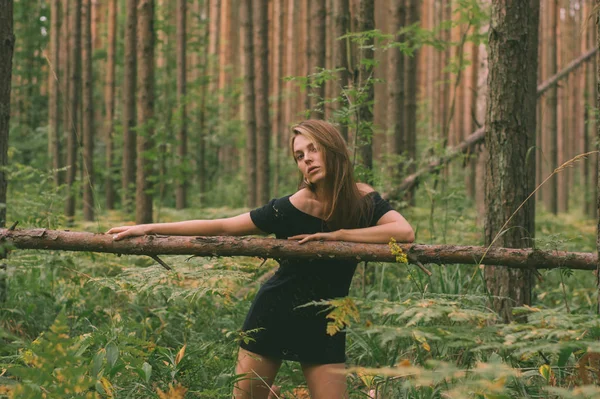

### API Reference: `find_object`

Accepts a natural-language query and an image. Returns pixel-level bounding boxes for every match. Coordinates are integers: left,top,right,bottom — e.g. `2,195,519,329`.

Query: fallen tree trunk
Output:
386,47,599,200
0,228,596,271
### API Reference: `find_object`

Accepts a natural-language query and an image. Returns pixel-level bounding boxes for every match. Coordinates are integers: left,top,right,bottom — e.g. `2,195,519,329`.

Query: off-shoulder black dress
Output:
239,192,393,364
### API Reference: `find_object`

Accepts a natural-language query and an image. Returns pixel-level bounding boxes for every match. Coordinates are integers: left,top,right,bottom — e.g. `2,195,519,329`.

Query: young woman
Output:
108,120,414,399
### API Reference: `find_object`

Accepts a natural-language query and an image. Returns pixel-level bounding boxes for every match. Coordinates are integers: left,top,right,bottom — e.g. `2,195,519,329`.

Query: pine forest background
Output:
3,0,600,398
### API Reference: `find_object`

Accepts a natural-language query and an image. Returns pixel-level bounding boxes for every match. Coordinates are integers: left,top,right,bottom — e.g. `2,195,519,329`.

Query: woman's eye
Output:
296,154,304,160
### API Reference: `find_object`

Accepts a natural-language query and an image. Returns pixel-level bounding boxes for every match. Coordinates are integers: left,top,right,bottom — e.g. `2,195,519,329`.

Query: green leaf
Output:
142,362,152,384
92,350,105,378
106,342,119,368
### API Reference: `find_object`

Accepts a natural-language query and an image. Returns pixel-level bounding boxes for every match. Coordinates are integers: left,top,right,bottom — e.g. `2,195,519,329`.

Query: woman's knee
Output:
301,362,348,399
233,348,282,399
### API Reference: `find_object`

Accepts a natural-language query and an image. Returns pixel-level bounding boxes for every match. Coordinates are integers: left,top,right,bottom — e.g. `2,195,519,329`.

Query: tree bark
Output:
122,0,137,213
60,0,69,189
65,0,81,224
176,0,187,209
311,0,326,118
388,0,405,180
0,0,14,303
82,0,94,221
357,0,374,181
0,0,14,228
0,229,597,270
333,0,351,140
404,0,418,205
242,0,258,208
104,0,117,209
136,0,155,224
255,0,271,205
385,46,598,200
484,0,539,322
543,0,558,214
49,0,61,187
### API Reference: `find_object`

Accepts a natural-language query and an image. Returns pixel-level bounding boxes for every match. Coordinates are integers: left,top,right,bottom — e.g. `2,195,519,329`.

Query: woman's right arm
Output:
107,213,263,240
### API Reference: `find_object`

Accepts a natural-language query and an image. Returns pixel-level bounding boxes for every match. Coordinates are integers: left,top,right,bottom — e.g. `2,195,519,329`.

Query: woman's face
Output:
293,134,326,184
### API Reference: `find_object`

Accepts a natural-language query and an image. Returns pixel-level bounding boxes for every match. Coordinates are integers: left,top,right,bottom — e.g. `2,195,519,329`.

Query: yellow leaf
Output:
100,377,114,398
358,371,375,388
539,364,553,382
421,341,431,352
397,359,411,367
175,344,187,366
157,384,188,399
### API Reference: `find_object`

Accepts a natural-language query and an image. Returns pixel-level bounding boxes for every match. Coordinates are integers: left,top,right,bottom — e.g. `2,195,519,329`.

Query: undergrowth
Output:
0,166,599,398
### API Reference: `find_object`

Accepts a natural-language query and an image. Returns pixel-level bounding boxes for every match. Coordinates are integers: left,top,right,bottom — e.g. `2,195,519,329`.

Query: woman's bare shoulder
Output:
356,182,375,195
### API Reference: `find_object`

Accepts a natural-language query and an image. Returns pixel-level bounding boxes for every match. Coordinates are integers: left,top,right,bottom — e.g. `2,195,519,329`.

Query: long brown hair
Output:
291,120,373,230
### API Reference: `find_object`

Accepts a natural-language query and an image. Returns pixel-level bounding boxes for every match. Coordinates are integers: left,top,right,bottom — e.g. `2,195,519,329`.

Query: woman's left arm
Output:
288,210,415,244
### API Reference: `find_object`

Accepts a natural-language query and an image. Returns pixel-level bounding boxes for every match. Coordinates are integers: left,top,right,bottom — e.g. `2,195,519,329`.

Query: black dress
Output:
239,192,393,364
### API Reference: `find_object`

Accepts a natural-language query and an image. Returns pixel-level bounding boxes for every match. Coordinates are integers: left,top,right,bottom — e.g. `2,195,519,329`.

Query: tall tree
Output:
484,0,539,322
311,0,326,118
304,1,312,112
0,0,14,303
543,0,558,214
60,0,70,189
357,0,374,181
272,0,284,195
255,0,270,204
136,0,155,224
104,0,117,209
333,0,350,140
65,0,82,224
82,0,94,221
404,0,419,204
122,0,137,213
48,0,61,187
0,0,14,228
387,0,405,180
242,0,257,207
176,0,187,209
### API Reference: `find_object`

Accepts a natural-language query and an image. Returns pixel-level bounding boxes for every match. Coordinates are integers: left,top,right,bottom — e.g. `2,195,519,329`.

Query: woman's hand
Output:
106,225,150,241
288,230,342,244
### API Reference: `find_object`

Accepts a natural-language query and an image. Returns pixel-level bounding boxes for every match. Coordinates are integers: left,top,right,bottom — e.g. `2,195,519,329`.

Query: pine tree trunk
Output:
65,0,81,224
60,0,69,189
404,0,418,205
82,0,94,221
333,0,350,140
465,35,479,200
49,0,61,188
242,0,257,207
357,0,374,181
311,0,326,118
272,0,284,196
104,0,117,209
0,0,14,228
304,1,312,112
388,0,405,180
0,0,14,303
176,0,187,209
484,0,539,323
543,0,558,214
122,0,137,213
136,0,154,224
255,0,271,205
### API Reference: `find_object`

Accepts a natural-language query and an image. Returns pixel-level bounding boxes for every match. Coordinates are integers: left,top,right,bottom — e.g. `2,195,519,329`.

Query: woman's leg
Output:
301,362,348,399
233,348,282,399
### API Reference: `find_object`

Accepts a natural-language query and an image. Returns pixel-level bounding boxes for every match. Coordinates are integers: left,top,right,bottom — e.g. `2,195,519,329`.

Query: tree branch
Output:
0,228,596,271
